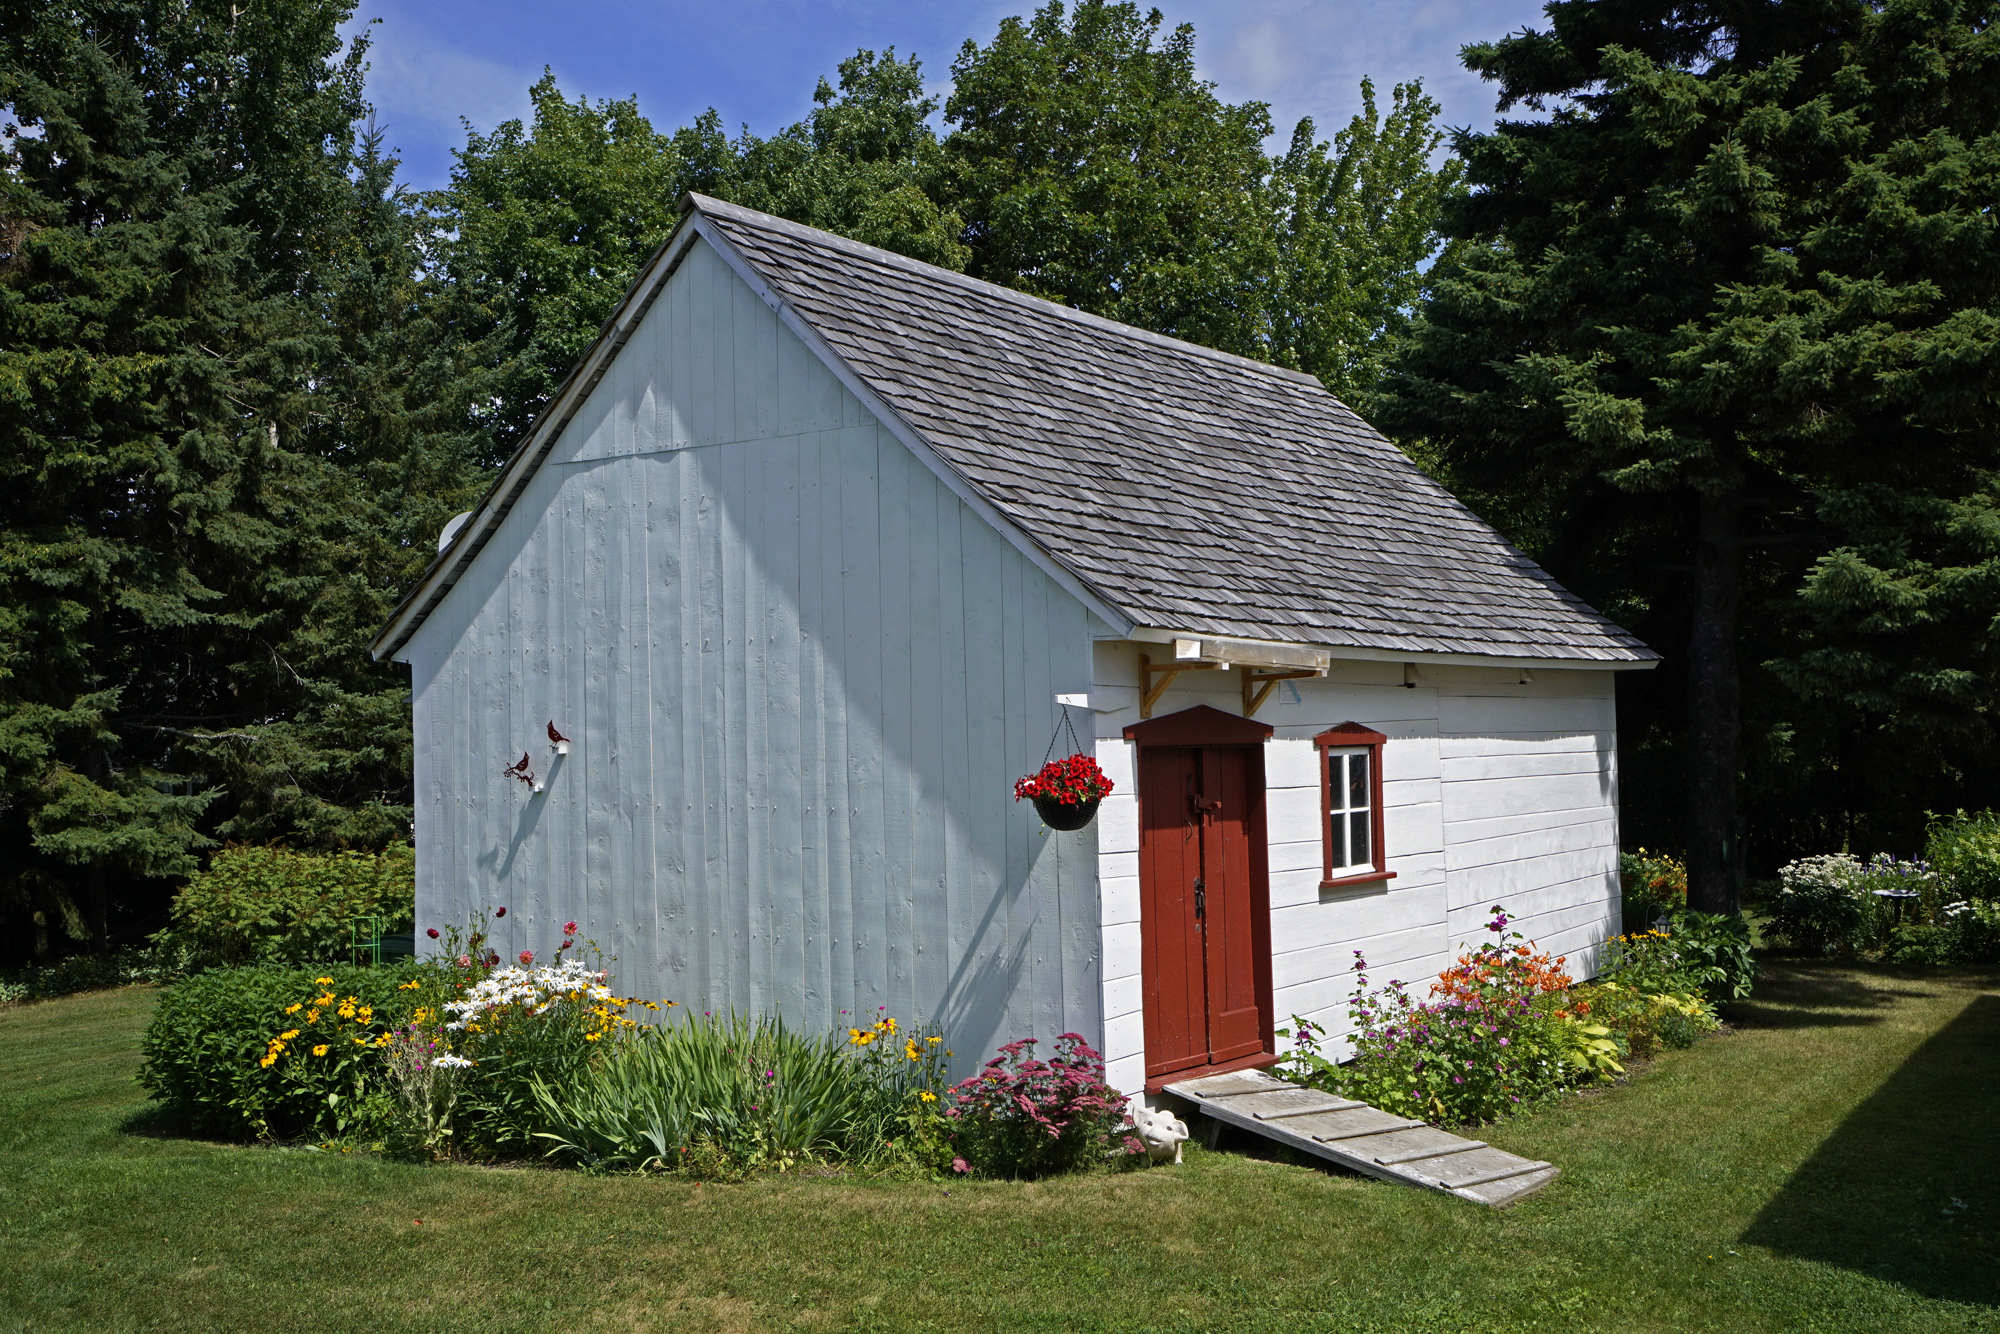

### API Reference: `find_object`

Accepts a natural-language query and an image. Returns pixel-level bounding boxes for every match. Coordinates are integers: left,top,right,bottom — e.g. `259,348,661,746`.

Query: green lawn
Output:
2,965,1995,1334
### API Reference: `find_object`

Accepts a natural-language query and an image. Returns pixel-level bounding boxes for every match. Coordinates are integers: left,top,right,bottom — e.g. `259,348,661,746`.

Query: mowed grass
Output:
2,965,1996,1334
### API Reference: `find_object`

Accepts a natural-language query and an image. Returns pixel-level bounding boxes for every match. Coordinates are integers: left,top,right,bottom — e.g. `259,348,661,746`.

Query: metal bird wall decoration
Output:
501,753,537,788
547,720,571,754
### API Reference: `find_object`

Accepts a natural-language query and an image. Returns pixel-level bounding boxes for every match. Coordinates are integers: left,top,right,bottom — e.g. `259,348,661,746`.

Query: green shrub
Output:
441,954,623,1159
1926,810,2000,900
1886,898,2000,966
1568,982,1718,1059
1663,909,1756,1001
0,946,184,1005
1768,854,1871,956
139,961,425,1139
161,843,415,969
1619,848,1688,919
1277,910,1603,1126
1598,923,1726,997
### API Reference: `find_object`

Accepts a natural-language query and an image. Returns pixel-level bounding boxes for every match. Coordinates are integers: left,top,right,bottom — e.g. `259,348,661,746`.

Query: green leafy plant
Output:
1925,810,2000,901
1276,910,1596,1126
159,844,415,969
1620,849,1688,917
1767,855,1870,957
1564,982,1717,1060
1597,927,1725,997
1662,909,1755,1002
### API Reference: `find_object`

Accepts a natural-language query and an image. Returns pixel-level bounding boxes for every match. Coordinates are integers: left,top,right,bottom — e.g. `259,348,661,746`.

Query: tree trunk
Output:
1686,490,1744,914
90,862,109,956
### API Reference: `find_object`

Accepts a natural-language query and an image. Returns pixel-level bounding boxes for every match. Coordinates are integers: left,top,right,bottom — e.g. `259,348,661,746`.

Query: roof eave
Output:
1124,627,1660,672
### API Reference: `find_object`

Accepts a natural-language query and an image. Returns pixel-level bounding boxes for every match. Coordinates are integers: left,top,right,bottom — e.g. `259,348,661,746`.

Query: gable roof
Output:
372,195,1655,666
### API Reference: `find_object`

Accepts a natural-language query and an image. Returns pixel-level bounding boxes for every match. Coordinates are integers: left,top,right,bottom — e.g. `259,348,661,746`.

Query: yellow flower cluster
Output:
258,981,392,1070
582,997,645,1042
847,1014,899,1046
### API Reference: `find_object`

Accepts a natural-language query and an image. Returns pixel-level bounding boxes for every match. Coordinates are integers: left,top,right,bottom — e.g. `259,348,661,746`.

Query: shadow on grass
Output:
1726,964,1933,1030
1740,992,2000,1306
118,1101,191,1139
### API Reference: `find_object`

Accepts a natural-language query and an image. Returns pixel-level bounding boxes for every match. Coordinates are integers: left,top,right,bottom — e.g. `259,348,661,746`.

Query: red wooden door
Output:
1138,744,1269,1080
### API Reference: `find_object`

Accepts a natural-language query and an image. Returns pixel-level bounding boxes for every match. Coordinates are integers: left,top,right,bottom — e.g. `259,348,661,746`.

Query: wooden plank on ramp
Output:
1163,1069,1559,1208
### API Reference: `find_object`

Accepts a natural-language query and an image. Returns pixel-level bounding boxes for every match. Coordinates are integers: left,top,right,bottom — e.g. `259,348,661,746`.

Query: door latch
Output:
1193,878,1206,919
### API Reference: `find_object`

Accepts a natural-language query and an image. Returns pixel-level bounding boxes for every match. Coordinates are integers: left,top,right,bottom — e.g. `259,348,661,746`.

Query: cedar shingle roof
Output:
696,196,1654,663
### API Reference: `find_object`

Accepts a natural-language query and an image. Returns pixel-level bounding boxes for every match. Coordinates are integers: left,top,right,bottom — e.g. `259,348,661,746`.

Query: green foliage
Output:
1569,982,1719,1060
1277,911,1606,1126
0,2,487,961
531,1012,949,1175
161,843,415,968
943,1,1275,358
138,961,422,1139
1664,909,1756,1002
728,49,969,272
1600,926,1727,997
1381,0,2000,888
1925,810,2000,900
1264,78,1465,404
446,987,605,1160
1620,849,1689,914
422,73,697,449
0,945,184,1005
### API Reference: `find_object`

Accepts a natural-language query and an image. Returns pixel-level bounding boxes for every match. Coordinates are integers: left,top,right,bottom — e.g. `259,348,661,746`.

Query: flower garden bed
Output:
138,906,1134,1180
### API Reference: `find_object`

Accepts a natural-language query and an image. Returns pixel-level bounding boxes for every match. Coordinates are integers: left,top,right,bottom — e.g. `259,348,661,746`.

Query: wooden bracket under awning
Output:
1241,668,1321,717
1138,654,1222,719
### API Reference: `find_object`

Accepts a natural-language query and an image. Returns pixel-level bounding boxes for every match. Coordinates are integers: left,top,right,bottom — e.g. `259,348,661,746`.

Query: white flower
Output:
433,1054,475,1068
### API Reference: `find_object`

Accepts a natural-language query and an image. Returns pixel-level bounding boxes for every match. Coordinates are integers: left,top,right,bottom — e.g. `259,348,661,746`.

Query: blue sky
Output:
340,0,1553,191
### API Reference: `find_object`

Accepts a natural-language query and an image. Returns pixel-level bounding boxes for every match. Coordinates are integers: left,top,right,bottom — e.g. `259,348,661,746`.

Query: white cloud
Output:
341,9,538,155
1215,19,1303,97
1178,0,1550,146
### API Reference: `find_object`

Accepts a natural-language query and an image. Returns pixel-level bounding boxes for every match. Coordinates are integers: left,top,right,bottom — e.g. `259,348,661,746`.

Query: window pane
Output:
1348,753,1369,809
1330,807,1348,868
1350,811,1370,867
1327,752,1344,810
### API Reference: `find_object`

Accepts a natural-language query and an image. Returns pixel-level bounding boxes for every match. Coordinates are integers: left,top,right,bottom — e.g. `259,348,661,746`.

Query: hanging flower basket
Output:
1015,754,1114,831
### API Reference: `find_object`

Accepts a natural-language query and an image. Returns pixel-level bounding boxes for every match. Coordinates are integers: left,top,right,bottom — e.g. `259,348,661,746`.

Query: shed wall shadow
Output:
1739,991,2000,1306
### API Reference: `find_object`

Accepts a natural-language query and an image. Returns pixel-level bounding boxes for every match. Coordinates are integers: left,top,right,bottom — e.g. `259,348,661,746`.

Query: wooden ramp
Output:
1163,1068,1559,1207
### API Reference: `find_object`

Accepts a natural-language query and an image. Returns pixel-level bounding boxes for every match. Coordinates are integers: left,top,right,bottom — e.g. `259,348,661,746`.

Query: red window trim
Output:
1314,722,1393,891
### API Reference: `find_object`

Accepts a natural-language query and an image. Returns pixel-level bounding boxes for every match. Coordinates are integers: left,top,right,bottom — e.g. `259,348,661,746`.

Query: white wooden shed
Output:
371,196,1658,1094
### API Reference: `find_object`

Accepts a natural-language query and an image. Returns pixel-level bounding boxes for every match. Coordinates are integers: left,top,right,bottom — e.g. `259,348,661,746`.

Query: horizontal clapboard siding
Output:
406,238,1102,1075
1440,670,1621,976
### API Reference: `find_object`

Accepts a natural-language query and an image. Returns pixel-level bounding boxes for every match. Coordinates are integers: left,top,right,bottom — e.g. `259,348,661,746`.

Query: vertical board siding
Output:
1087,642,1621,1091
406,238,1100,1068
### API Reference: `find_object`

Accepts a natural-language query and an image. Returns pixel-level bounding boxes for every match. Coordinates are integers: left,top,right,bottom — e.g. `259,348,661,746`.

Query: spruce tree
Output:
0,2,479,957
1382,0,2000,906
